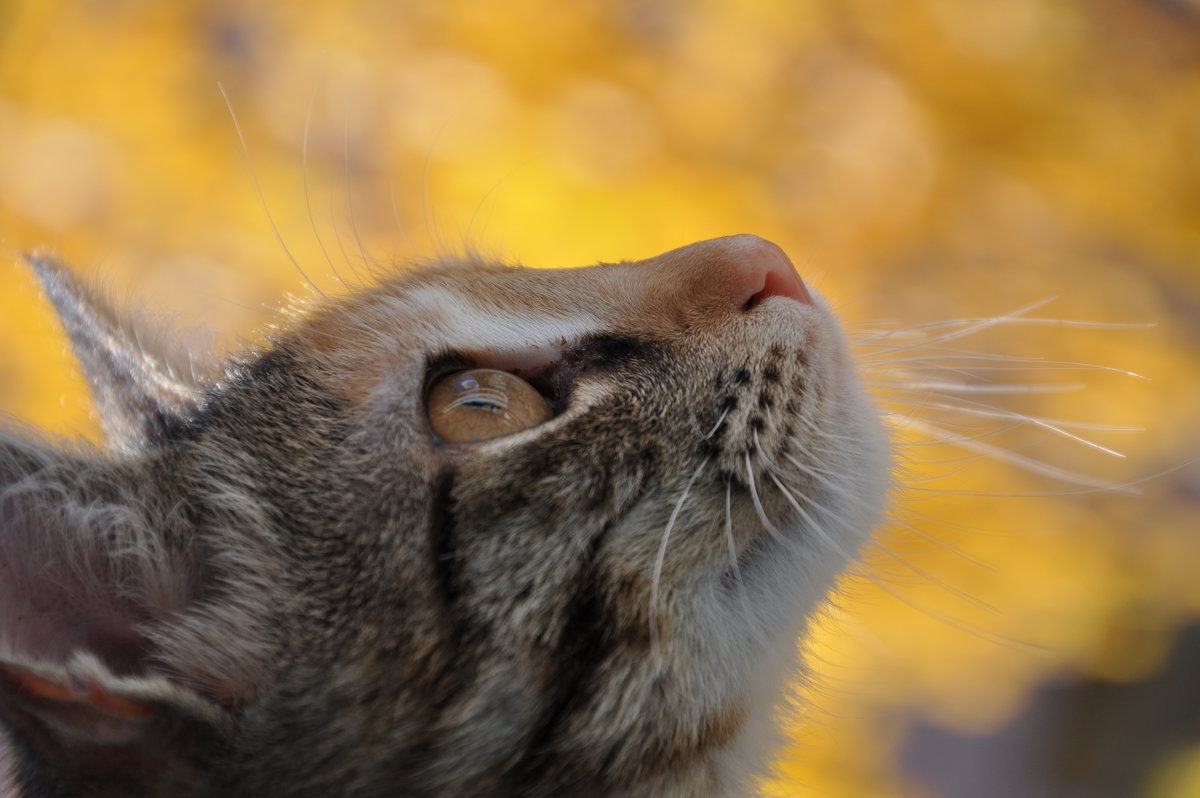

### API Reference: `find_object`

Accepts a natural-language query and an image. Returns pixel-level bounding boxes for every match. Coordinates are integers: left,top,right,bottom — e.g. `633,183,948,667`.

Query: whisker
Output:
420,130,448,257
863,354,1147,380
888,400,1140,434
464,160,527,254
841,563,1048,653
744,452,785,543
881,415,1027,449
889,397,1136,457
704,408,731,440
723,480,755,627
786,415,864,447
862,541,999,613
881,381,1087,396
389,181,417,257
650,457,710,664
779,451,864,509
766,470,848,559
900,418,1140,494
856,301,1150,348
343,122,370,282
217,82,328,302
301,86,348,291
900,456,1195,498
329,186,357,280
855,298,1060,349
885,517,1002,567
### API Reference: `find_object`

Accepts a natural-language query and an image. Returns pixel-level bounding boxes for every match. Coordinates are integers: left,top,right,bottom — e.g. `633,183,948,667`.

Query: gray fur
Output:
0,236,889,797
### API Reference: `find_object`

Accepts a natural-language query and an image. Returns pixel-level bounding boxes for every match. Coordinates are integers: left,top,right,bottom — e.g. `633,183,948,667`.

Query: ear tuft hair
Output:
27,254,209,452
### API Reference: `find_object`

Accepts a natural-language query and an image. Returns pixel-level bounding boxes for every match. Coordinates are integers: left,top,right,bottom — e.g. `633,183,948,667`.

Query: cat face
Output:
0,235,888,797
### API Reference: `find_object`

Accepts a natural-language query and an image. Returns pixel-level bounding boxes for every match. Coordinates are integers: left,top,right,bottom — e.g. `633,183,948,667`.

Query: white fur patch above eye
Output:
398,287,603,355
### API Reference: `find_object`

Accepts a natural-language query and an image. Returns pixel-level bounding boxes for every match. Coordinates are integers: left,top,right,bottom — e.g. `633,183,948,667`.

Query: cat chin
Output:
710,359,889,723
677,533,849,796
686,469,887,796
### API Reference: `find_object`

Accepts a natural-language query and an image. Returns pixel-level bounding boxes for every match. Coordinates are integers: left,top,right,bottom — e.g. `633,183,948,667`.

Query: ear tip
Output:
23,251,77,297
23,249,65,273
22,254,103,346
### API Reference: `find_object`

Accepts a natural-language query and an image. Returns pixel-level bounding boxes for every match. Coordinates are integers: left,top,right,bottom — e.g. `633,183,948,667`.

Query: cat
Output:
0,234,889,797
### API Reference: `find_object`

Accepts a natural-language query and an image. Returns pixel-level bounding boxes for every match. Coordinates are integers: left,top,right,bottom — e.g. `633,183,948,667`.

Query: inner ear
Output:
0,469,172,673
0,662,159,748
2,664,157,724
2,397,239,793
0,655,226,795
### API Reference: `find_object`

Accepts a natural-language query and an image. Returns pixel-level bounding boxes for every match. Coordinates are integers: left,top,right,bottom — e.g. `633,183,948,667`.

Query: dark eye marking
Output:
564,334,661,371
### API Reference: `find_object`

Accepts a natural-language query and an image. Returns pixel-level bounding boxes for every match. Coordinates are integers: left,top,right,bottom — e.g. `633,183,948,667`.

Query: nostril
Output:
734,237,813,312
749,265,813,309
734,240,820,312
670,234,814,315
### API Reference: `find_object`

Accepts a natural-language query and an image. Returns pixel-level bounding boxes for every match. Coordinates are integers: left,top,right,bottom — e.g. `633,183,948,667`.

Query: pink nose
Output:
721,234,813,309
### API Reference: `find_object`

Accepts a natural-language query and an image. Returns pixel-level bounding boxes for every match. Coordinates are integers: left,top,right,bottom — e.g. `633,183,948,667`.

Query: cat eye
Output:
426,368,553,443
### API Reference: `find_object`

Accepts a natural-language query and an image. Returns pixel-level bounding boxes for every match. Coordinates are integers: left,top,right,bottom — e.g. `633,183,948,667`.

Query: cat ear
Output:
27,254,209,452
0,654,226,791
0,430,226,790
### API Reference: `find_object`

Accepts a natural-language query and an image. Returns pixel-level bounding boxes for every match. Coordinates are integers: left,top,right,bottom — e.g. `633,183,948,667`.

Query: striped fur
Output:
0,235,889,797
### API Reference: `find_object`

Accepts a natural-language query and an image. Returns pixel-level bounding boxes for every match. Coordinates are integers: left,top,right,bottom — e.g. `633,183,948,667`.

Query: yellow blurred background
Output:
1,1,1198,795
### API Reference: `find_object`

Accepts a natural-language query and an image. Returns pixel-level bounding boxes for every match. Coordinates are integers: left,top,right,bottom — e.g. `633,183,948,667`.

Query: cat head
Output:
0,235,888,797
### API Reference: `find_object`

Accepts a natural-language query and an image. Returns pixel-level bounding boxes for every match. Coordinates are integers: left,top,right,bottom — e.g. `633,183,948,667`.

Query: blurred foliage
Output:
1,1,1198,795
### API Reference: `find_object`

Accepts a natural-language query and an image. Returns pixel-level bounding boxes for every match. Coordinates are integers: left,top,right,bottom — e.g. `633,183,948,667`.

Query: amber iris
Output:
427,368,553,443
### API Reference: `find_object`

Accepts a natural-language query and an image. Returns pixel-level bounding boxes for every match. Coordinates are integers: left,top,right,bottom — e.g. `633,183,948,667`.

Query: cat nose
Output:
720,234,813,309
